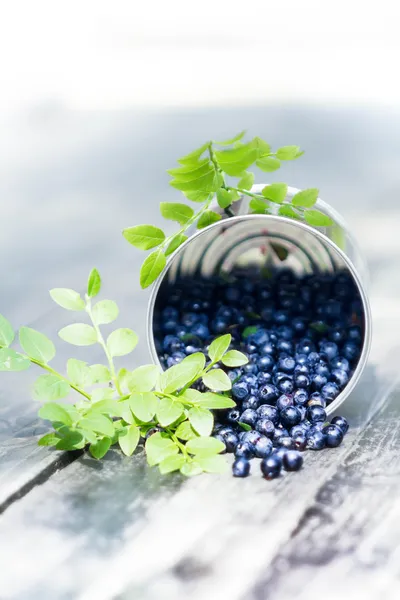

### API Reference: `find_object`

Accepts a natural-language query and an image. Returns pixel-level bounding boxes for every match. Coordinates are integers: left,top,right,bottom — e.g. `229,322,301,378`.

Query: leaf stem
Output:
85,299,123,396
28,357,91,400
228,186,266,201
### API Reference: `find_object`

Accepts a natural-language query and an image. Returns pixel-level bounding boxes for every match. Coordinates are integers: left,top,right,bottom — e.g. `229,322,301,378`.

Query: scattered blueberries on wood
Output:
156,268,362,479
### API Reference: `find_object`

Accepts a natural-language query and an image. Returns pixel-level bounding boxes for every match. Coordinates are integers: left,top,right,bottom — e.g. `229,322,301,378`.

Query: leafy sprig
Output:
0,271,247,475
123,131,334,288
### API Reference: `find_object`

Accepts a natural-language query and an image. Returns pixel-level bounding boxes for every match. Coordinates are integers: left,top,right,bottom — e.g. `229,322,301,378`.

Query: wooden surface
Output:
0,105,400,600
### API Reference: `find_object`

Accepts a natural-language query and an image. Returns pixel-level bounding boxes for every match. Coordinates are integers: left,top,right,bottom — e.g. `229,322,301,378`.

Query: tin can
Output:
147,185,372,415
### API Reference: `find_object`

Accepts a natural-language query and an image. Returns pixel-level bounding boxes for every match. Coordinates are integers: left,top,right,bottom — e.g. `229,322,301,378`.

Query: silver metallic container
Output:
148,185,372,415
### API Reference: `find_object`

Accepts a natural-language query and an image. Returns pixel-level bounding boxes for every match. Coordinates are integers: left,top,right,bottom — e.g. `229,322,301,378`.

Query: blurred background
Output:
1,0,400,361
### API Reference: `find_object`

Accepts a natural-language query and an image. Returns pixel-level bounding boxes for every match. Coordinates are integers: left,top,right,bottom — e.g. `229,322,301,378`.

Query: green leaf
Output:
159,353,205,393
202,369,232,392
216,188,234,209
215,130,246,145
19,327,55,363
180,388,202,403
56,429,85,450
237,171,254,191
87,268,101,298
186,436,225,456
167,161,213,182
159,454,186,474
177,141,210,165
89,364,111,384
165,234,188,256
262,183,288,204
278,205,302,220
118,401,135,424
92,300,119,325
145,432,179,466
58,324,97,347
67,358,90,387
118,425,140,456
271,242,289,261
215,145,258,176
238,421,252,431
90,437,111,459
197,211,221,229
249,137,271,157
242,325,258,338
0,314,14,347
175,420,198,441
78,429,98,444
188,406,213,436
107,328,138,357
90,388,115,403
249,197,268,214
129,392,158,423
38,402,73,426
128,364,159,392
180,461,203,477
221,350,249,367
86,400,122,417
208,334,231,362
156,397,184,427
38,432,61,447
122,225,165,250
195,393,236,409
256,157,281,172
196,454,228,473
33,374,70,402
0,348,30,371
80,414,115,437
170,169,220,193
184,190,211,203
276,145,302,160
304,209,334,227
292,188,319,208
160,202,194,226
49,288,85,311
140,249,166,289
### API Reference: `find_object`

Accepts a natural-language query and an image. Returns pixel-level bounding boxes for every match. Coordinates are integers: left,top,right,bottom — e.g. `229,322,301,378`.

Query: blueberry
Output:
254,436,273,458
258,384,279,404
294,363,310,375
276,394,294,411
342,342,360,361
323,424,344,447
239,409,258,428
296,339,315,355
331,415,349,434
292,317,307,334
306,430,326,450
311,373,328,390
241,430,262,448
257,404,279,425
225,287,241,303
348,326,362,343
242,374,258,386
280,406,302,429
293,389,309,406
242,395,259,411
290,424,308,438
321,382,340,402
306,405,327,423
243,362,259,375
276,339,293,354
273,428,289,444
162,319,179,333
277,377,294,394
278,356,296,373
314,363,330,378
274,310,289,325
319,341,339,361
235,441,253,459
182,312,199,328
307,352,320,367
294,374,310,389
211,318,229,333
166,351,186,367
257,371,272,385
226,409,241,425
223,431,239,453
162,306,179,321
232,382,250,402
255,418,275,437
260,455,281,479
162,335,183,352
190,323,210,339
251,328,269,347
283,450,303,471
260,341,275,355
330,356,350,372
329,327,346,343
185,344,201,355
277,436,295,450
295,353,308,365
293,434,307,451
258,355,274,372
331,368,349,389
232,457,251,477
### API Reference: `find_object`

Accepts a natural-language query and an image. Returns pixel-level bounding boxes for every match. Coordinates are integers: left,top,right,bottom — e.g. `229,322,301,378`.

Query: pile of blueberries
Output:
155,267,363,479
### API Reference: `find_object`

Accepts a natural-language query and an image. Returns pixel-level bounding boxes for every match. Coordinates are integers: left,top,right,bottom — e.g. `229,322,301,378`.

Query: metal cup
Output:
147,185,372,415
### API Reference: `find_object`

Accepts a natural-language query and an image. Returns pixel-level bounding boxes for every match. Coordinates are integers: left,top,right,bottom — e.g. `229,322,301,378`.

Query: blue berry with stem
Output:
254,436,273,458
235,441,253,459
306,405,327,423
323,424,344,447
239,409,258,428
232,382,250,402
331,415,349,434
283,450,303,471
260,455,282,480
257,404,279,425
280,406,302,428
255,418,275,437
306,430,326,450
232,458,251,477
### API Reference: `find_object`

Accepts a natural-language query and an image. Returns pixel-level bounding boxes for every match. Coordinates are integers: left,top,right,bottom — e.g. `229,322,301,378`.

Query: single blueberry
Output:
226,409,241,425
323,424,344,447
293,434,307,451
273,428,289,444
306,405,327,423
232,457,251,477
278,377,294,394
274,310,290,325
235,441,253,459
294,363,310,375
242,374,258,386
223,431,239,453
321,382,340,402
331,368,349,389
162,306,179,321
283,450,303,471
295,353,308,365
258,384,279,404
185,344,201,355
277,436,295,450
342,341,360,362
257,371,273,385
348,326,362,343
259,341,275,355
293,389,309,406
276,394,294,411
163,319,179,333
272,447,288,464
258,355,274,372
211,318,229,333
311,373,328,390
307,352,321,367
232,382,250,402
277,356,296,373
280,406,302,428
243,362,259,375
255,418,275,438
254,436,273,458
306,430,326,450
239,409,258,428
330,356,350,372
309,392,326,407
241,430,262,449
190,323,210,340
242,395,259,411
182,312,199,328
225,287,241,303
331,415,349,434
245,342,258,354
276,339,294,354
166,351,186,367
296,339,315,355
329,327,347,343
290,424,307,437
251,328,270,347
277,325,294,340
319,341,339,361
257,404,280,425
260,455,281,479
294,374,310,389
314,363,330,378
